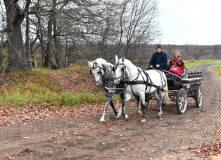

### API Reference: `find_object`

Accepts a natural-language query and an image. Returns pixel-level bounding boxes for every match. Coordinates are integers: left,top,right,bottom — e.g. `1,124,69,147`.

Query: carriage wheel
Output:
196,86,202,108
176,88,187,114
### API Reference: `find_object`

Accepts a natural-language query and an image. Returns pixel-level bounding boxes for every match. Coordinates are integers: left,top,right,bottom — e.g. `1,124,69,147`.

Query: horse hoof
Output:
141,119,146,122
137,110,142,114
100,118,105,122
116,114,121,118
125,115,129,120
157,111,162,116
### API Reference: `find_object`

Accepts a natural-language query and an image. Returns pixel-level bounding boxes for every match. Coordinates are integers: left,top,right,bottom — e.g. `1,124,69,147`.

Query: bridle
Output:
90,62,115,87
113,58,126,82
90,62,104,85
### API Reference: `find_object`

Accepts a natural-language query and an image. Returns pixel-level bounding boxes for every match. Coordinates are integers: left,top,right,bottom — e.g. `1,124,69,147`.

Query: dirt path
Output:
0,63,221,160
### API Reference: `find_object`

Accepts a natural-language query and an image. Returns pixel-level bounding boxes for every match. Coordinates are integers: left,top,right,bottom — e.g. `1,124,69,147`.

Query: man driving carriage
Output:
149,45,168,71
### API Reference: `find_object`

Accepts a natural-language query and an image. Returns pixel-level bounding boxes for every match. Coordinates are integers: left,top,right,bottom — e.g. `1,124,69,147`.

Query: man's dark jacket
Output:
149,51,168,71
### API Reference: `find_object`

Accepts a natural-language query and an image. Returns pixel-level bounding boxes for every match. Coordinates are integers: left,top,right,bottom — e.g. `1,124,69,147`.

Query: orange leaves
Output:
0,102,108,126
188,142,221,158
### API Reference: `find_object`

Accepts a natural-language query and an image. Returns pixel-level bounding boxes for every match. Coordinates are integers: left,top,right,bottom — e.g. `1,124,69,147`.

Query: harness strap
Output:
130,68,143,96
142,70,150,92
104,78,115,82
122,80,165,91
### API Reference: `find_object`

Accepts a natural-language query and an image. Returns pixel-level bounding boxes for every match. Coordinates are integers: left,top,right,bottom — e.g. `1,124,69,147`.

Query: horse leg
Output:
159,89,164,114
135,95,142,114
100,92,113,122
117,93,124,117
153,90,163,116
121,93,133,120
140,95,147,122
110,100,118,117
100,97,112,122
145,94,150,110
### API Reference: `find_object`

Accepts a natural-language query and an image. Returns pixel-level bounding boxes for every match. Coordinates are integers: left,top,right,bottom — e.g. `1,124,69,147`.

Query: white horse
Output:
114,55,169,122
88,58,142,122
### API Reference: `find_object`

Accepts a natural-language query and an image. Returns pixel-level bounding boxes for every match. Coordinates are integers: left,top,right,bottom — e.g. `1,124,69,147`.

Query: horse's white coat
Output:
88,58,113,86
114,55,168,121
88,58,119,122
137,102,142,114
88,58,108,68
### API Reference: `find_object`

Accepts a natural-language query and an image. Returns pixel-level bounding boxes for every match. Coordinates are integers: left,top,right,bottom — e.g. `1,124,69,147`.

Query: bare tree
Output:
3,0,31,72
93,0,161,58
0,0,162,70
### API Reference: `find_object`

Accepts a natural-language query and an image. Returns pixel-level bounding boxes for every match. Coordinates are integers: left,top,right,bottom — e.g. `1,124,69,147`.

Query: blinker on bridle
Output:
90,62,104,85
113,57,125,71
90,62,100,74
113,58,126,81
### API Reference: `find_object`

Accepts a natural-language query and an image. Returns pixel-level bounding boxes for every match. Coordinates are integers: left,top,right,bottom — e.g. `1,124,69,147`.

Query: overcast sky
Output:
158,0,221,45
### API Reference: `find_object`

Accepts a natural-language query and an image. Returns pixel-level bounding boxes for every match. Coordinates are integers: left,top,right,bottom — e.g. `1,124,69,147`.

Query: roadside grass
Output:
60,63,90,75
216,63,221,73
184,59,221,67
0,66,122,109
211,63,221,76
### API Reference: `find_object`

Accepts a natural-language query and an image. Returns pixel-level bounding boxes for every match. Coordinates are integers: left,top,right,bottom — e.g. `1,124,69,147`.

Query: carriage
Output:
89,57,204,122
166,68,203,114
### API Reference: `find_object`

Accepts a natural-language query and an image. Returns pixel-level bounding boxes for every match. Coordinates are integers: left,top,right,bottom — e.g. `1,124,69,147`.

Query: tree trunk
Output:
4,0,31,73
25,14,30,58
53,14,61,68
44,15,53,68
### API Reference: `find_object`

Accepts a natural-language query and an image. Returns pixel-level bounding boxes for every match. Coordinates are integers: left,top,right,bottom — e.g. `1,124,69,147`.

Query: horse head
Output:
88,60,104,86
114,55,126,84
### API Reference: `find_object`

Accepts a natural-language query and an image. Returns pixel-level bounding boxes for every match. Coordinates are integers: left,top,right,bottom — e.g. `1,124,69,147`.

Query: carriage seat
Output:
182,77,203,83
180,67,188,78
182,71,203,83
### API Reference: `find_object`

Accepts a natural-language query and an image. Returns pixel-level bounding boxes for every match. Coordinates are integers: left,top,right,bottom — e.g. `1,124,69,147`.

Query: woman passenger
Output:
168,50,184,76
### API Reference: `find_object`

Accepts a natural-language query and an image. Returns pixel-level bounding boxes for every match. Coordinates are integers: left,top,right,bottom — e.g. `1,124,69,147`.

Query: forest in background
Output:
0,0,221,72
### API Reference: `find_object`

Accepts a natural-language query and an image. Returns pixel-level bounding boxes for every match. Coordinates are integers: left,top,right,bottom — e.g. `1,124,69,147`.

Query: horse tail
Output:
164,83,170,104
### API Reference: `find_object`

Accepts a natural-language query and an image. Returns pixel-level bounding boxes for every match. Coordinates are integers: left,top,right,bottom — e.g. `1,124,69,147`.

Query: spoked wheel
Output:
176,88,188,114
196,86,202,108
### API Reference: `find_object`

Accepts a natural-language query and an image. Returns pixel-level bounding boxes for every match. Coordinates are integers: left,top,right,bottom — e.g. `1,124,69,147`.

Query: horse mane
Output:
88,58,107,68
120,58,136,69
95,58,107,66
91,58,114,69
101,62,115,79
89,58,114,79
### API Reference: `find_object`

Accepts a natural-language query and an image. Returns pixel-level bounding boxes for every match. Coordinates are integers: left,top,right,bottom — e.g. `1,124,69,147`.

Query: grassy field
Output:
184,59,221,67
0,59,220,108
0,68,114,108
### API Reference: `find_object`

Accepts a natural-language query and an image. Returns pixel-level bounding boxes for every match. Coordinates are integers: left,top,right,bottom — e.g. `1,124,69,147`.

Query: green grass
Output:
211,63,221,76
216,63,221,73
0,67,123,108
184,59,221,67
0,83,114,108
